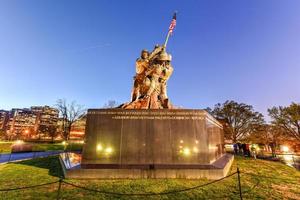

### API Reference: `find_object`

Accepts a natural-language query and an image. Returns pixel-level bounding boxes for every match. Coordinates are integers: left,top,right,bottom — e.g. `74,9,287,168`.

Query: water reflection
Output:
277,154,300,170
60,152,81,169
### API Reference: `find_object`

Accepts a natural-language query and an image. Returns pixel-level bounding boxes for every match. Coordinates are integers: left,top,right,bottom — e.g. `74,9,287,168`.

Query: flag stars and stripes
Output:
168,13,177,35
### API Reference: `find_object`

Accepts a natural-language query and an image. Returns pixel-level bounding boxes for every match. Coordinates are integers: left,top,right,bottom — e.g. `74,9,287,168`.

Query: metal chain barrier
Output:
0,168,298,199
0,180,60,192
61,172,238,197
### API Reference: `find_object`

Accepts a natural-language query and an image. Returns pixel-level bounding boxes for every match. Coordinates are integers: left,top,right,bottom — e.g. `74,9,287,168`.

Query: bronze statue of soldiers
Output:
123,45,174,109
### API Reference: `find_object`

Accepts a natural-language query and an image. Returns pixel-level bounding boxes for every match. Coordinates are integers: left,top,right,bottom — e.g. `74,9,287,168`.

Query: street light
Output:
15,140,24,145
282,146,289,152
62,141,68,151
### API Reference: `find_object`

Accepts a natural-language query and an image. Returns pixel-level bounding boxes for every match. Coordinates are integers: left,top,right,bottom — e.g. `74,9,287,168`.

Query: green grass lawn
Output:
0,141,14,153
0,156,299,200
0,141,83,153
31,142,83,152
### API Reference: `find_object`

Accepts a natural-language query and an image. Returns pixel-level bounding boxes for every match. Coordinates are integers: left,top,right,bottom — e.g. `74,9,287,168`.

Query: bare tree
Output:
38,125,58,142
56,99,86,141
245,124,287,157
0,130,5,140
103,100,119,108
38,125,48,140
48,125,58,143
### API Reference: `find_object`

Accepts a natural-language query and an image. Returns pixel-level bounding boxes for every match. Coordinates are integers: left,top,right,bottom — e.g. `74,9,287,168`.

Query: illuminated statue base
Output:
60,109,233,179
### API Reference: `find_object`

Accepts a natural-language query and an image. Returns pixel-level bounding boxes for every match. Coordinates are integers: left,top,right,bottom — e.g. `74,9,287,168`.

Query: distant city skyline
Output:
0,0,300,118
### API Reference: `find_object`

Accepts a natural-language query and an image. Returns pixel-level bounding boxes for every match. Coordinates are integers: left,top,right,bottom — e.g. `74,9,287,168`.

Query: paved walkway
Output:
277,154,300,170
0,151,63,164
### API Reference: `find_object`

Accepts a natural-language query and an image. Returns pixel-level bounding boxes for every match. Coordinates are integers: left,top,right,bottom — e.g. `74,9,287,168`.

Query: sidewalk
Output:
257,154,300,170
0,151,63,164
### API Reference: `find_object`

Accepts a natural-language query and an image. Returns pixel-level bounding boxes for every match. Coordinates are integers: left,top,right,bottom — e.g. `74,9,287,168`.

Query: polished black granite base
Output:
61,109,233,179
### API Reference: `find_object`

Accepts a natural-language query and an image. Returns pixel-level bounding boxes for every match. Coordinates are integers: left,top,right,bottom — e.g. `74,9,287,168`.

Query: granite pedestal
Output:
61,109,233,179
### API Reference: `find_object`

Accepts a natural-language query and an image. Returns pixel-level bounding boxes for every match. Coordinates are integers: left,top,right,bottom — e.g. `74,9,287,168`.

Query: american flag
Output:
168,12,177,35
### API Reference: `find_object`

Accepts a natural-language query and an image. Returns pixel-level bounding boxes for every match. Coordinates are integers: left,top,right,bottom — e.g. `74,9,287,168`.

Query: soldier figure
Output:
145,51,173,108
159,52,173,107
131,49,149,101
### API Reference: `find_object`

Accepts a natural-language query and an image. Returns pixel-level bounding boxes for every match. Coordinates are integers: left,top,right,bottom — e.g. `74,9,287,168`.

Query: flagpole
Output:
163,11,177,49
163,32,171,48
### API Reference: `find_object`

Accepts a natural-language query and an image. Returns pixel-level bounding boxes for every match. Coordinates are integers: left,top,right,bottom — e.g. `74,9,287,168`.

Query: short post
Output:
237,167,243,200
292,155,295,166
8,152,12,163
56,178,63,200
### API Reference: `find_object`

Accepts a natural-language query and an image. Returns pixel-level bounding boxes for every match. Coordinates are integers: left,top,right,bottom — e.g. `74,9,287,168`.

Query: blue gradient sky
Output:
0,0,300,118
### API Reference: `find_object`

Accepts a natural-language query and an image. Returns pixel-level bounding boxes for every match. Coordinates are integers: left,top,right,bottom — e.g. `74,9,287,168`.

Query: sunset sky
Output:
0,0,300,118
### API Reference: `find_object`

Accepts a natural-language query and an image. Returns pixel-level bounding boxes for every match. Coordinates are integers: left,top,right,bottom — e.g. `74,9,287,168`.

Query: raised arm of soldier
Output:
148,44,164,62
